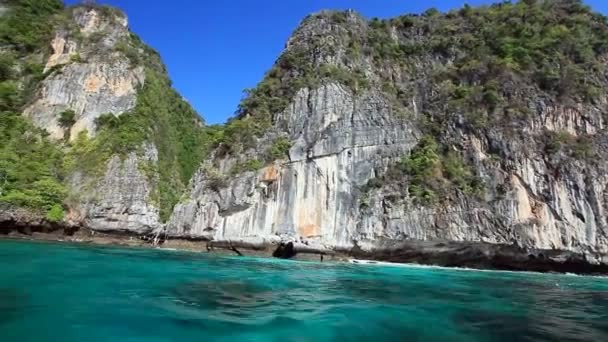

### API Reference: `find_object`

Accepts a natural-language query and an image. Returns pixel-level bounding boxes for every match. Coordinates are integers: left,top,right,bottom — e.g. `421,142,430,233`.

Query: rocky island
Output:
2,0,608,274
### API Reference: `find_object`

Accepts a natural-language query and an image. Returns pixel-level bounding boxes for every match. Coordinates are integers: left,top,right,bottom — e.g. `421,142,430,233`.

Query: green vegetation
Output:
0,113,67,216
436,0,608,116
0,1,207,223
211,116,269,157
0,53,16,81
211,135,293,177
0,0,63,52
266,137,292,161
544,130,595,160
69,53,83,63
442,151,484,195
0,80,21,112
0,0,65,114
210,132,292,176
64,130,108,177
73,2,125,21
58,109,76,129
0,1,70,221
400,136,443,203
440,2,602,120
115,40,142,66
69,68,208,221
364,136,483,205
317,65,369,92
230,158,264,175
45,203,65,222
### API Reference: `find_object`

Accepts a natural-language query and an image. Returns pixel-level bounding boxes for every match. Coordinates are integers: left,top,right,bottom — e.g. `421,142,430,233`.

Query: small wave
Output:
347,259,608,279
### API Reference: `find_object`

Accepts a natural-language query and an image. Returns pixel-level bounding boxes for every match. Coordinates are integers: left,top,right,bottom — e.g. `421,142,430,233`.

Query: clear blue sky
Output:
65,0,608,124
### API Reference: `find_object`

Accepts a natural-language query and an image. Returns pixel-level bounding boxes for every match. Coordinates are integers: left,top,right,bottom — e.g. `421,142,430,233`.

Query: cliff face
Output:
168,82,419,249
0,2,204,234
37,7,160,233
69,143,160,233
22,6,156,232
4,0,608,270
168,1,608,265
24,7,144,141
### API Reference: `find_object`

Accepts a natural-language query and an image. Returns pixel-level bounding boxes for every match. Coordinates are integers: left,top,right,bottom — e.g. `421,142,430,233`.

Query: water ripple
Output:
1,240,608,341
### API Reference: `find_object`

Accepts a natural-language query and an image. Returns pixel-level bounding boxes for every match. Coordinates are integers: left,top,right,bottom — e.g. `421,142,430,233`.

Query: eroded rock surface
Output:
168,9,608,269
24,7,144,141
72,144,160,234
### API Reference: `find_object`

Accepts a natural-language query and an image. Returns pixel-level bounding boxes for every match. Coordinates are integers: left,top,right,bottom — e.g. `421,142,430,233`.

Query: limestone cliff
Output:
24,6,144,141
68,143,160,233
168,1,608,268
0,2,205,234
4,0,608,272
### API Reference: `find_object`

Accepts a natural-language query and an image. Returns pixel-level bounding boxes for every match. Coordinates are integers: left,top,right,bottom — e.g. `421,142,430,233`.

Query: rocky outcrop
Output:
0,205,54,233
167,7,608,270
19,6,160,233
70,143,160,234
347,240,608,274
168,82,418,248
5,1,608,273
24,6,144,141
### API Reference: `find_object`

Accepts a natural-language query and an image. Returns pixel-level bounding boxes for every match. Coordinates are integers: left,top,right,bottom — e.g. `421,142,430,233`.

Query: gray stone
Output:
24,6,144,141
167,12,608,266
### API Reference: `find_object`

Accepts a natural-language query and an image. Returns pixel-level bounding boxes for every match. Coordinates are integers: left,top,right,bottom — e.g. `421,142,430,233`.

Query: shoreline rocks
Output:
2,223,607,275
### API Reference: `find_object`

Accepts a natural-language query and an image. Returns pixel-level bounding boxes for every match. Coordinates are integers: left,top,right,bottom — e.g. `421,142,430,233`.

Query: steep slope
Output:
0,1,207,233
24,5,143,141
169,0,608,269
3,0,608,272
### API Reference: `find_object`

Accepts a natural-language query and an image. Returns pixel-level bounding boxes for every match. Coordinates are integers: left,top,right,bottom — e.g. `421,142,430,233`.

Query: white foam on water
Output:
347,259,608,279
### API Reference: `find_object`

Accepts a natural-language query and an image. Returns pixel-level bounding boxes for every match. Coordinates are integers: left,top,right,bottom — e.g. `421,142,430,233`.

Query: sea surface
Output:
1,240,607,341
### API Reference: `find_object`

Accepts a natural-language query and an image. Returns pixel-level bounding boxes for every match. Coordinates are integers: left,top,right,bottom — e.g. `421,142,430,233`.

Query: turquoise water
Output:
1,240,608,341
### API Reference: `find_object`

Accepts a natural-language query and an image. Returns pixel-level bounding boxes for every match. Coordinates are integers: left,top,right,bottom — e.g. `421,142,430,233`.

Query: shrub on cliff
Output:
230,159,264,175
45,204,65,223
266,137,292,161
0,113,67,212
543,131,596,161
351,0,608,129
0,81,22,112
0,0,64,52
58,109,76,129
0,54,16,81
372,136,483,205
399,136,442,203
71,69,207,221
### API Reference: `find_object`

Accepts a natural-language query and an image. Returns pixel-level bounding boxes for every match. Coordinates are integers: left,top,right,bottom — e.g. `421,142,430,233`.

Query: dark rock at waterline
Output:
3,219,608,275
0,205,80,236
273,242,296,259
347,240,608,275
